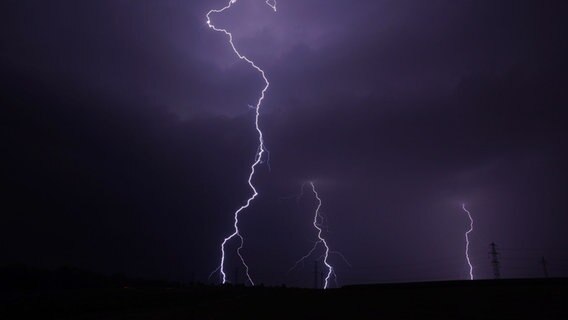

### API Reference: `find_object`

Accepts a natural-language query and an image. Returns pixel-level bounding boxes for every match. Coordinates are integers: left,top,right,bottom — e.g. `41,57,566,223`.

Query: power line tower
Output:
541,257,549,278
489,242,501,279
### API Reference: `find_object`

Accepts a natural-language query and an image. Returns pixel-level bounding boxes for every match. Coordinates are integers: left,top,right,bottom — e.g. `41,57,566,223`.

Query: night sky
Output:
1,0,567,287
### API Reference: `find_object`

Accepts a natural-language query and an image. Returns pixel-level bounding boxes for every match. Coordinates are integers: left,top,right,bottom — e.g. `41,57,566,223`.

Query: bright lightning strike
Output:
289,182,336,289
206,0,276,285
265,0,277,11
461,203,474,280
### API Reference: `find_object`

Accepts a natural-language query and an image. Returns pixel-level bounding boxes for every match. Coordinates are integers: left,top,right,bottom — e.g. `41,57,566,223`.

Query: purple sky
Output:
1,0,567,286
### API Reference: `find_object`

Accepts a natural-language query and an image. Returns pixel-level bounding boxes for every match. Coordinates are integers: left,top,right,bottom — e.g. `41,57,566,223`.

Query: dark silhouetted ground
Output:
1,266,566,319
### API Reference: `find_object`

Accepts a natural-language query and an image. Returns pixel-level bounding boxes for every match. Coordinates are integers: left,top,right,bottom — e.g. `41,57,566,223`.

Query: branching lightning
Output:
461,203,474,280
206,0,276,285
289,182,337,289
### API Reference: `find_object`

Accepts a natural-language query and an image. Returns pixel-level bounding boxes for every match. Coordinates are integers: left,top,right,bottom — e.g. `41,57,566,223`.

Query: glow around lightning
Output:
290,182,335,289
461,204,474,280
206,0,276,285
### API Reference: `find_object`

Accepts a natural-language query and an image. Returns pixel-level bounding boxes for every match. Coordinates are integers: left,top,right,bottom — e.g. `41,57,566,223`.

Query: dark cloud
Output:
1,0,567,286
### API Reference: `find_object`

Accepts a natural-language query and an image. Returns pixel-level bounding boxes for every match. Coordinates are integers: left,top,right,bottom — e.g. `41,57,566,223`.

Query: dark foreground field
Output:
1,278,567,319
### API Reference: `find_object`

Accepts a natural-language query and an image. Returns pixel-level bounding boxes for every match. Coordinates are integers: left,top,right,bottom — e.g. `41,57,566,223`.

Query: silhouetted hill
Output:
1,268,566,319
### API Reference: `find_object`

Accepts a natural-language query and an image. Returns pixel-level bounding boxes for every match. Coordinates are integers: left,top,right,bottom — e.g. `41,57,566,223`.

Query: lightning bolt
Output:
461,203,474,280
289,182,336,289
206,0,277,285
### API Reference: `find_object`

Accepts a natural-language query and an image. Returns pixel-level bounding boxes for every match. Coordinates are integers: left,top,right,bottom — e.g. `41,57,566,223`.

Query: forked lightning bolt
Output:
289,182,336,289
461,204,474,280
206,0,276,285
